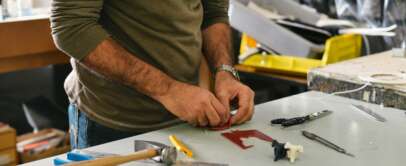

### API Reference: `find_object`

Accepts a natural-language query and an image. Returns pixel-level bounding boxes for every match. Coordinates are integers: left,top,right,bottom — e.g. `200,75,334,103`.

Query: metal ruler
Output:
352,104,387,122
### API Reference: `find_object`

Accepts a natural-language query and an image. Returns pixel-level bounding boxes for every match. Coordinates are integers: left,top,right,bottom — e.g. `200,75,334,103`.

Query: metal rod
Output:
302,130,355,157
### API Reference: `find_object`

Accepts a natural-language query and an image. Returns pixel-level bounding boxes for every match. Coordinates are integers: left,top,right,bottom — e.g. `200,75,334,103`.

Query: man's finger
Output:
241,94,255,123
187,116,198,127
231,91,250,124
212,95,229,124
206,101,222,126
190,122,198,127
197,110,209,127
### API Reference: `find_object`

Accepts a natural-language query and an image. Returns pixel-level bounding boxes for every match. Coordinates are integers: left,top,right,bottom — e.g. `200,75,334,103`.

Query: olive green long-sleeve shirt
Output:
51,0,229,132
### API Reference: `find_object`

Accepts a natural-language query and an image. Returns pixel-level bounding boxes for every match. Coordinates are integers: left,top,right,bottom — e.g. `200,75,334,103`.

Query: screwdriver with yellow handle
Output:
169,135,193,158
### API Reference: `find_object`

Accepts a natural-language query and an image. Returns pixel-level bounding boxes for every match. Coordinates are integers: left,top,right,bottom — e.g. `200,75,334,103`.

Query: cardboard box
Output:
0,124,17,165
0,148,17,166
0,125,16,150
19,145,70,163
17,129,70,164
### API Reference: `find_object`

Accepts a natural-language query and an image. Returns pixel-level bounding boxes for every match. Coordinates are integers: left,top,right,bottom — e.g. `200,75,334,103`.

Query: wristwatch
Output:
215,64,240,81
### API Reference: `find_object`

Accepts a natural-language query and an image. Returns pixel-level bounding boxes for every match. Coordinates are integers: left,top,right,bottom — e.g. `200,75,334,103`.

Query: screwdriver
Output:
302,130,355,157
271,110,332,127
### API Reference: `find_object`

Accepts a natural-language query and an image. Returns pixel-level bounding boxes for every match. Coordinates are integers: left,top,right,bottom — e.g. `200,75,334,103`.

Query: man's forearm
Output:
203,23,255,125
202,23,233,69
82,38,175,99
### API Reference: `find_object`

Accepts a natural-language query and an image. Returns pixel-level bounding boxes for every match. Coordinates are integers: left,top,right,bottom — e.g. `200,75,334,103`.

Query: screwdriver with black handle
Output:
271,110,332,127
302,130,355,157
271,117,309,127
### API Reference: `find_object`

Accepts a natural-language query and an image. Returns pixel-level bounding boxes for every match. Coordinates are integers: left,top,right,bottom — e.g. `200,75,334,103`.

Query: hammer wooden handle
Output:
66,148,159,166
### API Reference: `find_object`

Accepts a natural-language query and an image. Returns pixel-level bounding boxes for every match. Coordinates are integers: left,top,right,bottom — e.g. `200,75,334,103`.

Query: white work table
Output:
22,91,406,166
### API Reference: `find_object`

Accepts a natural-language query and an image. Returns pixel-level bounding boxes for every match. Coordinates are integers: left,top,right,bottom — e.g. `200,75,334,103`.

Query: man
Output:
51,0,255,149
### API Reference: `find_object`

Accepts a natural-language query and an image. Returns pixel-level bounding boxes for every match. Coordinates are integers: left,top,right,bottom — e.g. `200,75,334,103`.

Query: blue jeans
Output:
68,104,139,149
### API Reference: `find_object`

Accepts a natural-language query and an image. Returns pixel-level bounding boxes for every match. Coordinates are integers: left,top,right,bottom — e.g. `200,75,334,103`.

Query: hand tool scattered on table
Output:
302,130,355,157
221,130,303,163
134,140,169,163
53,150,117,165
54,140,168,165
352,104,386,122
169,135,194,158
54,139,227,166
271,110,333,127
62,147,177,166
55,147,227,166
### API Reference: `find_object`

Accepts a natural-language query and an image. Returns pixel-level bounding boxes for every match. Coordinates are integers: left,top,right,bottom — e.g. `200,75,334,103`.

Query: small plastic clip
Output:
285,142,304,163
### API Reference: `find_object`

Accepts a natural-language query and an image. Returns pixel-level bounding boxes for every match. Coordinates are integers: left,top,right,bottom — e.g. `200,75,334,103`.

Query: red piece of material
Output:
221,130,273,149
210,118,232,131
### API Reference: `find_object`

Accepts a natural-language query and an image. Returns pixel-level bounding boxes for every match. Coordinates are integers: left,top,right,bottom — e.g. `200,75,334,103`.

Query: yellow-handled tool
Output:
66,147,176,166
169,135,193,158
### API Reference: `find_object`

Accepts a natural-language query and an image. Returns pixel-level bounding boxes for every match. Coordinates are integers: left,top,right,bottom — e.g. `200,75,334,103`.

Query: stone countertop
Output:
309,50,406,110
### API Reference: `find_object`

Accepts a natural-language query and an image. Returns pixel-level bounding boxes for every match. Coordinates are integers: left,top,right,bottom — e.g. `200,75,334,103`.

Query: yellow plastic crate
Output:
240,33,362,76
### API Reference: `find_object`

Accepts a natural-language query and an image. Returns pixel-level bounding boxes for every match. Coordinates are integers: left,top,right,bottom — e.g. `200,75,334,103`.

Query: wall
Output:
32,0,50,8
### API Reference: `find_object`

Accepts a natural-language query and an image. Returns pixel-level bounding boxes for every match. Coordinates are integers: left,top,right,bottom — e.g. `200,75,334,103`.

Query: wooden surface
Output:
309,51,406,110
0,126,16,150
18,129,71,163
19,146,70,164
236,64,307,85
22,91,406,166
0,17,69,73
0,126,17,165
0,148,17,166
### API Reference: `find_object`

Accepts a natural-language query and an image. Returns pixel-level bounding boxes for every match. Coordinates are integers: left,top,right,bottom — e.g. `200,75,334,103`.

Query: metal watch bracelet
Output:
215,64,240,81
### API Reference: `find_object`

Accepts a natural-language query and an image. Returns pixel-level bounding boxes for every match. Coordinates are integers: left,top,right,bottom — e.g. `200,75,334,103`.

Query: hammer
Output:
65,147,177,166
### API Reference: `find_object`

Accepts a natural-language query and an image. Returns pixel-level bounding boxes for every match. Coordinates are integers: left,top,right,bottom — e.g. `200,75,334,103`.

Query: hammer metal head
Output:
134,140,169,163
133,140,177,164
161,146,177,165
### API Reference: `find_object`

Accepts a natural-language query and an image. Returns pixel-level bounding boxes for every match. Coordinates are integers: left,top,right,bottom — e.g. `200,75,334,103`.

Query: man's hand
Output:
156,82,229,127
202,23,254,125
215,71,255,125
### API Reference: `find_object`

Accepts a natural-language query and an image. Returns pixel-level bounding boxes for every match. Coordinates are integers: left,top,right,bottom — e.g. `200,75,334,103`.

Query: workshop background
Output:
0,0,405,165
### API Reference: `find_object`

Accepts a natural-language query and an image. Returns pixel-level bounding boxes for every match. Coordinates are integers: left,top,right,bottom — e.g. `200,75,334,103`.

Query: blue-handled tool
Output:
53,158,72,165
67,152,95,161
53,150,116,165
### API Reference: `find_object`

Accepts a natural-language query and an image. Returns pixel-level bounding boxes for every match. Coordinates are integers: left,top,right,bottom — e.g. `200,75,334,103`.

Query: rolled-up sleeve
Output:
50,0,110,60
201,0,230,29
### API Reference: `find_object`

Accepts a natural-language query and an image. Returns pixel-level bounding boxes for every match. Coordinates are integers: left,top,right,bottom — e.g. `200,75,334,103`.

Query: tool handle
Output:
65,148,159,166
281,117,307,127
270,118,287,124
302,130,317,140
302,131,345,152
67,152,95,161
169,135,193,158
